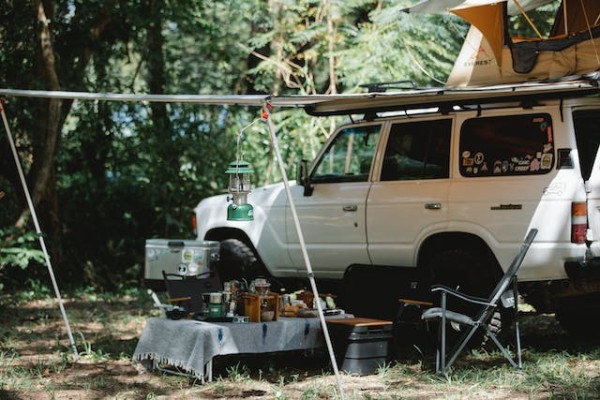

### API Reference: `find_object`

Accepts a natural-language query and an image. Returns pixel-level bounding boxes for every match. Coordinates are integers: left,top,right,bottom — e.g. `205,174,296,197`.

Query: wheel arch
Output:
417,231,503,279
205,227,252,246
204,227,272,275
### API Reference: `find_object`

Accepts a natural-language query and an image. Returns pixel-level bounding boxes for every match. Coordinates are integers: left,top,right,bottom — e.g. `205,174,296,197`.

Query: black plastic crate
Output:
327,318,393,375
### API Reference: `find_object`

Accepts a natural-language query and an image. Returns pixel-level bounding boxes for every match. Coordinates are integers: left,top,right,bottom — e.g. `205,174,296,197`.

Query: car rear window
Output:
459,113,554,177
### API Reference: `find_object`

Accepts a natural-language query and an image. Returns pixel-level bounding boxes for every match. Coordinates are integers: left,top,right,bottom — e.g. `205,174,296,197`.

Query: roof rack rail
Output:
359,80,419,93
306,76,600,116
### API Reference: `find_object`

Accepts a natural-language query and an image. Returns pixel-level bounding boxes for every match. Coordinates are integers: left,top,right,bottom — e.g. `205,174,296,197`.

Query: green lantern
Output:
226,160,254,221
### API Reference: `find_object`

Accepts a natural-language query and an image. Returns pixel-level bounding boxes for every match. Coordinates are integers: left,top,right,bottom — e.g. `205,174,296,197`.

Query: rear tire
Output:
426,247,508,345
427,248,496,298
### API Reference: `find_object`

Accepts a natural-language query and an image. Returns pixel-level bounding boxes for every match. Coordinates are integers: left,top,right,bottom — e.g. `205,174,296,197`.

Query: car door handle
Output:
424,203,442,210
343,205,358,212
491,204,522,210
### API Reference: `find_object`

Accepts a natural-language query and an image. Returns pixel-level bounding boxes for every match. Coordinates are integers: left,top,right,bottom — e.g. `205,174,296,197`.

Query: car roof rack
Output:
358,80,426,93
305,73,600,116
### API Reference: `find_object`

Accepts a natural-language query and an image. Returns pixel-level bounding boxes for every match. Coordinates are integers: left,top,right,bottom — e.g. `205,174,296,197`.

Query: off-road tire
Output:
218,239,258,283
426,247,508,346
427,248,496,299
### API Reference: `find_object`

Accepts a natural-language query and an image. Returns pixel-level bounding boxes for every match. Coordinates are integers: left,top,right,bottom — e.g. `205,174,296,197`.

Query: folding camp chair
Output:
421,228,538,375
162,270,222,315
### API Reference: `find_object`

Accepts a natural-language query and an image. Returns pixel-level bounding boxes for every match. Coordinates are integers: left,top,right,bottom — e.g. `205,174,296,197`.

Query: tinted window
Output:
312,124,381,183
380,119,451,181
460,114,554,177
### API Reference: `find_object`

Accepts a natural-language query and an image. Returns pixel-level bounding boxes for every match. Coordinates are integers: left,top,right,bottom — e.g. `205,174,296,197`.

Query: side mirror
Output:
296,159,314,197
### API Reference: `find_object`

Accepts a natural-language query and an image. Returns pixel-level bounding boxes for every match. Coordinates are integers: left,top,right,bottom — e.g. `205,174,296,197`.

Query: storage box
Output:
243,293,280,322
145,239,220,283
326,318,393,375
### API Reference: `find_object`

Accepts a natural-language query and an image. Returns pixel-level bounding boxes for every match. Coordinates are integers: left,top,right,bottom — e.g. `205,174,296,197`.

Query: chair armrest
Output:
431,285,493,307
166,297,192,303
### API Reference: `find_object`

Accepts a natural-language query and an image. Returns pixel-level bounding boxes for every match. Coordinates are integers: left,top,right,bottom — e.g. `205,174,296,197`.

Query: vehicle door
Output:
448,110,580,281
574,108,600,258
286,123,382,279
366,118,452,267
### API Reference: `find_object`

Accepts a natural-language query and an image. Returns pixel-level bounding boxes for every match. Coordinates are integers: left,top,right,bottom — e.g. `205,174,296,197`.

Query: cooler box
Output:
326,318,393,375
144,239,220,286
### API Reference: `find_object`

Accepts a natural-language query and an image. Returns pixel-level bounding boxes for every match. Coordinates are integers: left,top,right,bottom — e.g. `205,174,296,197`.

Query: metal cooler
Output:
144,239,220,289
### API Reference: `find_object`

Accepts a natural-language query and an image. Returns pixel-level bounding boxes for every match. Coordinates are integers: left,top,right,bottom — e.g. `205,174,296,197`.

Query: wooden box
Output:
243,293,280,322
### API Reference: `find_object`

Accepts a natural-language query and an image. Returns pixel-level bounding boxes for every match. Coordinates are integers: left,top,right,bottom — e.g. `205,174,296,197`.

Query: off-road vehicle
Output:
193,76,600,334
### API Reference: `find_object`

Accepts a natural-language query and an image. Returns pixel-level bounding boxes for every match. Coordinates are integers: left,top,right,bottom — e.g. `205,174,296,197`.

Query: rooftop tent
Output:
406,0,600,86
550,0,600,37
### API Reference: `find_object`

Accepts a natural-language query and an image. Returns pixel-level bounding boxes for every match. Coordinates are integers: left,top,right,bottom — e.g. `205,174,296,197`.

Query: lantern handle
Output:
236,117,262,165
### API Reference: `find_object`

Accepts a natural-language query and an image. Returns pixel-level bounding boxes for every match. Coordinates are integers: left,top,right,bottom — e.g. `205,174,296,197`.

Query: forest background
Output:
0,0,556,292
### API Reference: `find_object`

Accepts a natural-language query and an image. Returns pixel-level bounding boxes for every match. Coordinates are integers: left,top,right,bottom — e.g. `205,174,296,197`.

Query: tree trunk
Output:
146,0,175,236
17,1,118,270
15,2,63,254
324,0,338,95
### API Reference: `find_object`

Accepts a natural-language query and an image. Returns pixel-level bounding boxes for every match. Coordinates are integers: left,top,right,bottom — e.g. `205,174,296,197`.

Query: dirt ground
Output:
0,294,598,399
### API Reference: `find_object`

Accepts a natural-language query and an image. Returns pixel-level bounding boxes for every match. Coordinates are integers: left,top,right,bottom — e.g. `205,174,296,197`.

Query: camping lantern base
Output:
227,203,254,221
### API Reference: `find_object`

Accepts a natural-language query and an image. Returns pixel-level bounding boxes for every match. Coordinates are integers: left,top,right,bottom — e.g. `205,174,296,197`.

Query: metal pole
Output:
0,100,79,360
262,103,345,399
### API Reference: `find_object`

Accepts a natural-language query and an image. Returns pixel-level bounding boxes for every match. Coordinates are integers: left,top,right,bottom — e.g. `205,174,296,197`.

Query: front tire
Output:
218,239,258,283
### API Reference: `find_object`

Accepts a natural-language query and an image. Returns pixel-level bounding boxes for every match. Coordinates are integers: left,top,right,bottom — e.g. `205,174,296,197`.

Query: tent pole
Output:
512,0,544,39
262,103,346,400
564,0,568,35
0,100,79,360
579,0,600,66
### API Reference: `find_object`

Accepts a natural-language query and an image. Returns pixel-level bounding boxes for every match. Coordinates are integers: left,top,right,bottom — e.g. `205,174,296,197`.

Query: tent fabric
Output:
423,0,600,86
405,0,555,16
446,25,502,87
510,25,600,74
447,28,600,87
452,3,505,64
551,1,600,37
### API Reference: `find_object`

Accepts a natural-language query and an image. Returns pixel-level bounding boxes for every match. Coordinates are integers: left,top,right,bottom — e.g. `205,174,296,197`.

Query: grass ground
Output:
0,287,598,399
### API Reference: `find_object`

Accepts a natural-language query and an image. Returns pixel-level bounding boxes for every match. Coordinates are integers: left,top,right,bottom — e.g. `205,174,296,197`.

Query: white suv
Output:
194,77,600,333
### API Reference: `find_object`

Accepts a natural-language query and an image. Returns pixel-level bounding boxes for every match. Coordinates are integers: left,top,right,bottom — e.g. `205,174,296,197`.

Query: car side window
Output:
312,124,381,183
460,113,554,177
380,119,451,181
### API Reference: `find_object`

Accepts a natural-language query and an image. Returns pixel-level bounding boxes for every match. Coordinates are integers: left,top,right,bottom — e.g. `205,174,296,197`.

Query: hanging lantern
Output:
226,160,254,221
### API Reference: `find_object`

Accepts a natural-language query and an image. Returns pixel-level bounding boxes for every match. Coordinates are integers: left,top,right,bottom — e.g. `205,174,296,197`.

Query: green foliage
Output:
0,228,44,270
507,1,561,39
0,0,466,290
337,2,467,88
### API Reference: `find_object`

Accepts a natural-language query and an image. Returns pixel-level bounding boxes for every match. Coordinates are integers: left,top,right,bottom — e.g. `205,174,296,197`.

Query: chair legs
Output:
435,291,479,375
433,292,521,374
437,324,479,375
435,319,523,375
515,319,522,369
